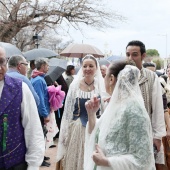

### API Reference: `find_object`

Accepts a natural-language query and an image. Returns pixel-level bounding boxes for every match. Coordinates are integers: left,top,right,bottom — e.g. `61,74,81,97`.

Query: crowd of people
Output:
0,40,169,170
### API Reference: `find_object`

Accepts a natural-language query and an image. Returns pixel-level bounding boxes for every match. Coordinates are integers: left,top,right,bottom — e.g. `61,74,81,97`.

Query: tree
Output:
0,0,124,46
146,49,159,57
153,59,163,70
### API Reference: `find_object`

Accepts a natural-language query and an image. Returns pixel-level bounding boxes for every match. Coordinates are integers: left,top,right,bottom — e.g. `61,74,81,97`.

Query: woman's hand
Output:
85,95,100,117
92,144,109,167
85,95,100,133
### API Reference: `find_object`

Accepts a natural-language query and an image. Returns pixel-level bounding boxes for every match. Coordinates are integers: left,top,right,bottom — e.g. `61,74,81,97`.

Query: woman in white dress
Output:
56,54,105,170
84,60,155,170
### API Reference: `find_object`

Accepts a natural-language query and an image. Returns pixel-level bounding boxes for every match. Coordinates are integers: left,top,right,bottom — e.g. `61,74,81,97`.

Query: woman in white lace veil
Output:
56,54,105,170
84,60,155,170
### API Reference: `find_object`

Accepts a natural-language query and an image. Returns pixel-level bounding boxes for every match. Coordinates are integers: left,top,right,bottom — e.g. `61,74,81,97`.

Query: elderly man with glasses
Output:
6,55,39,106
0,48,45,170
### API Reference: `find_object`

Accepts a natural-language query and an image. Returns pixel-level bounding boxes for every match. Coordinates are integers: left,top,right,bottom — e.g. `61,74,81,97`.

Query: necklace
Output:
84,80,94,91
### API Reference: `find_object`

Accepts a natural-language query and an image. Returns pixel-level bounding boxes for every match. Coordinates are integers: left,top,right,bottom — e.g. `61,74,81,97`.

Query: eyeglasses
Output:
20,62,28,66
0,60,7,67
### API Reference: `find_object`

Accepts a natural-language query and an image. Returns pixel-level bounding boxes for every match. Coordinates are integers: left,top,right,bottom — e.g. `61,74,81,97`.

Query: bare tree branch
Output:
0,0,125,49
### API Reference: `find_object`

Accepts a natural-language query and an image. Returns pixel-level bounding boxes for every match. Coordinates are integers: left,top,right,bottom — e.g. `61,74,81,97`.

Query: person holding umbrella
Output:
56,54,105,170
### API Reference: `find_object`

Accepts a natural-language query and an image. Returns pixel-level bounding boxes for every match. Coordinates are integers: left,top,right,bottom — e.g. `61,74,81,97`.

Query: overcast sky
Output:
60,0,170,58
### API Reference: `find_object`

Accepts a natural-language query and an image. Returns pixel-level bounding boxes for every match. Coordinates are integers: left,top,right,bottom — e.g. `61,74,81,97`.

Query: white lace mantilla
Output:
104,102,154,169
84,65,155,170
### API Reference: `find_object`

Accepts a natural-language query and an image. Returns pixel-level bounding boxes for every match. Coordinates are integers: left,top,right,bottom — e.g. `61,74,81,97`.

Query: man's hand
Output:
44,116,50,124
92,144,109,167
153,138,161,152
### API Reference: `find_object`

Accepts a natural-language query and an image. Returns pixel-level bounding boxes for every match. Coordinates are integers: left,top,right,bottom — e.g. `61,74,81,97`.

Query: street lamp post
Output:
33,33,42,49
158,34,168,68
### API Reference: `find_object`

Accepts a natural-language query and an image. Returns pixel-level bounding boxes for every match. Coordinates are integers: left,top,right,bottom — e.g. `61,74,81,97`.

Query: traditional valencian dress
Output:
63,89,100,170
56,56,105,170
84,65,156,170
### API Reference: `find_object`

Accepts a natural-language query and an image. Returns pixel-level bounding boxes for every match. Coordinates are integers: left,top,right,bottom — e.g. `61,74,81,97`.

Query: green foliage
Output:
146,49,159,57
152,59,163,69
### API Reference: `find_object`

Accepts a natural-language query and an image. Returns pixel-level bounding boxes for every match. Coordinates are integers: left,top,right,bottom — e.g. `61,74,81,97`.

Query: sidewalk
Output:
39,139,58,170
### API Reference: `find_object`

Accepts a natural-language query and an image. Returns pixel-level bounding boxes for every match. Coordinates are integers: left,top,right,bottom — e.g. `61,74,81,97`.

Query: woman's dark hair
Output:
108,60,136,77
66,65,75,76
82,54,97,67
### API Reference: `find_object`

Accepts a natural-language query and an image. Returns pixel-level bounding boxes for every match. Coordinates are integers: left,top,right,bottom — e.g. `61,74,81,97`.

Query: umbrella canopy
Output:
23,48,58,61
45,66,65,85
48,58,67,69
60,43,104,58
0,42,23,58
106,55,126,61
98,59,111,66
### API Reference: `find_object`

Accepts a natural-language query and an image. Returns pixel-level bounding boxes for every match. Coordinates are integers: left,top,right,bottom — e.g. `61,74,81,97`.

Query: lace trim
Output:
76,89,99,99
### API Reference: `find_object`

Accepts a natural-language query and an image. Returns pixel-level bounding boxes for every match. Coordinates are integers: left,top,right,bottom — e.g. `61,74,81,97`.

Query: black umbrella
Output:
0,42,23,58
23,48,58,61
45,66,65,85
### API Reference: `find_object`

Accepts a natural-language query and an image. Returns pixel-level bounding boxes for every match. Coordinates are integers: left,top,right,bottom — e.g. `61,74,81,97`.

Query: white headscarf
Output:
56,54,105,161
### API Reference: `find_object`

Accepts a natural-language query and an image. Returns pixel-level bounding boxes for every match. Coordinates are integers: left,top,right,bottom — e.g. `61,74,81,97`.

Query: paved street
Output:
39,140,58,170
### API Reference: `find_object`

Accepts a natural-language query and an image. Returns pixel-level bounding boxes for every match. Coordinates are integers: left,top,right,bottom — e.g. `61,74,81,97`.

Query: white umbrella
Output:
23,48,58,61
60,43,104,58
0,42,23,58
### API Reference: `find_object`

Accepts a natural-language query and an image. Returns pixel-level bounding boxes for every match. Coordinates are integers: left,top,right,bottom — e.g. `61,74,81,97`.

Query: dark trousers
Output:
0,162,27,170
